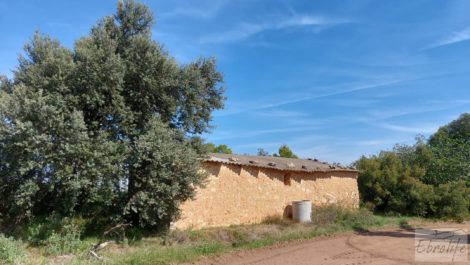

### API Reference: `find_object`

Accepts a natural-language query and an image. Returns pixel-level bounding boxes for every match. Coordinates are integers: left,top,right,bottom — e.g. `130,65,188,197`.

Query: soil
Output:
184,223,470,265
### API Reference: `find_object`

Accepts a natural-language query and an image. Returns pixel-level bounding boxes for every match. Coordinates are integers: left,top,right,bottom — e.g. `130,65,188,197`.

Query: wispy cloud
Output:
200,14,349,44
216,76,418,117
428,27,470,48
160,1,226,20
355,139,401,146
252,110,308,118
377,122,439,134
367,99,470,120
210,125,323,141
235,133,415,164
357,99,470,134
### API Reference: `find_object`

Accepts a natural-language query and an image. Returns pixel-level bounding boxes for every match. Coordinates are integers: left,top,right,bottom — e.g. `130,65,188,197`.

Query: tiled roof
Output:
205,153,357,173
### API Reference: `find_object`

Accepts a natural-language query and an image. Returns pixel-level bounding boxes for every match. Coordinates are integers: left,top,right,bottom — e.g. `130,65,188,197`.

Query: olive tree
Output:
0,0,224,231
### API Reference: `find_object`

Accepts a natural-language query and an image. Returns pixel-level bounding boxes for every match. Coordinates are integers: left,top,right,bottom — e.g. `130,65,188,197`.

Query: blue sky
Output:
1,0,469,164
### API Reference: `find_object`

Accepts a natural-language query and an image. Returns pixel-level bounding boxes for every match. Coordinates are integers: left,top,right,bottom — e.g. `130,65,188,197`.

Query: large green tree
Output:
425,113,470,185
355,114,470,220
0,0,224,230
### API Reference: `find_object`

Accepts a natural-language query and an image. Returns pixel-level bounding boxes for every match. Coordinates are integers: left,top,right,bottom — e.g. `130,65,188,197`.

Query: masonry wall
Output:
173,162,359,229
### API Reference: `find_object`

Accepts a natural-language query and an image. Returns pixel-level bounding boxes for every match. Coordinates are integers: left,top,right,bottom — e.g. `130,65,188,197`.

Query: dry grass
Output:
3,206,421,265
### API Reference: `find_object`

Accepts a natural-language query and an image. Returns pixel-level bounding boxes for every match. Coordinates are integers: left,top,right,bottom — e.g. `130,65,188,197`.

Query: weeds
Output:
0,234,27,264
0,207,420,265
45,224,82,255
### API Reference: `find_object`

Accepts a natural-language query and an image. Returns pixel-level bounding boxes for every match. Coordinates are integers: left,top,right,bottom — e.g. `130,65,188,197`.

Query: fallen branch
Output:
89,223,132,260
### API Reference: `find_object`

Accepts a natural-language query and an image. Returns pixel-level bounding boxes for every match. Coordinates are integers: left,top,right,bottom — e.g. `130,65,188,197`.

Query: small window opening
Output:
284,173,292,186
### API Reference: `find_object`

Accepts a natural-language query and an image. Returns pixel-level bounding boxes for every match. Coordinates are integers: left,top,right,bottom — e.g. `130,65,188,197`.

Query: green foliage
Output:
312,204,343,225
24,216,69,245
206,143,232,154
433,181,470,222
0,0,224,232
104,207,402,265
356,114,470,220
426,113,470,185
7,208,412,265
276,145,298,158
19,216,86,255
213,144,232,154
45,222,82,255
125,119,205,229
0,234,27,264
312,205,376,229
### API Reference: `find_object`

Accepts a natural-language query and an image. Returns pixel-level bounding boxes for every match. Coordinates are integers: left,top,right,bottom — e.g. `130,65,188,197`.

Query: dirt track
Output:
186,223,470,265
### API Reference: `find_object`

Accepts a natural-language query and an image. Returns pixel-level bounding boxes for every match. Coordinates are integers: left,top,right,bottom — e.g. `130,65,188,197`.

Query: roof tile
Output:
205,153,357,173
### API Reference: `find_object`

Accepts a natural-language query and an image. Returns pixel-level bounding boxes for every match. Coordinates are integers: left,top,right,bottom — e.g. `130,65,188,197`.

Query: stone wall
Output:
173,162,359,229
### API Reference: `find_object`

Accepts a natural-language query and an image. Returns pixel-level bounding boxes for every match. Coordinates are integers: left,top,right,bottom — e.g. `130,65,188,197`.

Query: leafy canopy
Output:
355,114,470,221
426,113,470,185
205,143,233,154
276,145,298,158
0,0,225,231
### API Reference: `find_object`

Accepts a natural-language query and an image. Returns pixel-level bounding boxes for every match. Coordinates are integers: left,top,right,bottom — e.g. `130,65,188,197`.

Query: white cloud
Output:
355,139,398,146
210,125,323,141
377,123,438,134
429,27,470,48
200,14,349,44
201,23,264,44
278,15,348,28
216,76,417,117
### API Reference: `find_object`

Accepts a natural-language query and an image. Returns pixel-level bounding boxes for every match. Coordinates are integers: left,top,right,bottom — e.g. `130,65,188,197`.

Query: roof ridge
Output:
206,153,357,173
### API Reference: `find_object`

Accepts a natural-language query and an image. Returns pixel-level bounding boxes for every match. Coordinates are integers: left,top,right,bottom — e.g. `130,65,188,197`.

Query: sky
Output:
0,0,469,164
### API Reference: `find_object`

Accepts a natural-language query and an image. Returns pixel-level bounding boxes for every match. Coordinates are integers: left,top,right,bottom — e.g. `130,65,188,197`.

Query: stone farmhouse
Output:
174,153,359,229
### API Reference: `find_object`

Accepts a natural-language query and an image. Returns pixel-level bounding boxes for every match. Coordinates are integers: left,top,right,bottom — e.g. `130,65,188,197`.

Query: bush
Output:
433,181,470,222
45,221,83,255
342,208,376,230
312,205,343,226
312,205,377,230
0,234,27,264
21,216,86,249
13,216,85,255
24,215,64,246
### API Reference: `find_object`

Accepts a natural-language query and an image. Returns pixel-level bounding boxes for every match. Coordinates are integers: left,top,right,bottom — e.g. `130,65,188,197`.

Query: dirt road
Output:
187,224,470,265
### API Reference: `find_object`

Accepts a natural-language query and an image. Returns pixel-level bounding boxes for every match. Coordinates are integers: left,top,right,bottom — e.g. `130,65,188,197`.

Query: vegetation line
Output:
1,206,420,265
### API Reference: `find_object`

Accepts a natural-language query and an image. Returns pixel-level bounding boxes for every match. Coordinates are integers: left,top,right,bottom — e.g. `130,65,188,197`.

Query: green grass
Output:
3,207,425,265
0,234,28,264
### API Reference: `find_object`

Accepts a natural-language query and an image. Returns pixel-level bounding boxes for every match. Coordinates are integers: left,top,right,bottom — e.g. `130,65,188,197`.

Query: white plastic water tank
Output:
292,200,312,223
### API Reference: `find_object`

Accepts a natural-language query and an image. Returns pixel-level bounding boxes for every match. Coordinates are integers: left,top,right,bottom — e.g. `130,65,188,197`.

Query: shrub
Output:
24,215,64,246
312,205,343,226
312,205,378,230
0,234,27,264
45,222,83,255
342,208,376,230
433,181,470,222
